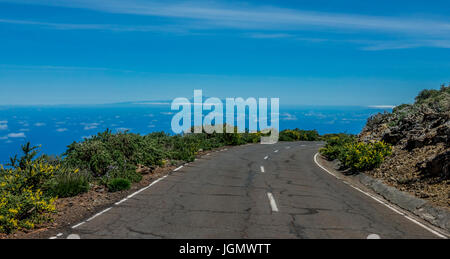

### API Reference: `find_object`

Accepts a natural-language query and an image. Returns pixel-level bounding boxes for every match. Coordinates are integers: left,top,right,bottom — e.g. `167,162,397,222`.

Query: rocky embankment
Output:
359,85,449,207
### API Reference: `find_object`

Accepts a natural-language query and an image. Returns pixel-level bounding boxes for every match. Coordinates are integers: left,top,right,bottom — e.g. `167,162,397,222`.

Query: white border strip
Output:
71,173,170,229
174,165,184,172
313,153,447,239
260,166,265,173
267,193,279,212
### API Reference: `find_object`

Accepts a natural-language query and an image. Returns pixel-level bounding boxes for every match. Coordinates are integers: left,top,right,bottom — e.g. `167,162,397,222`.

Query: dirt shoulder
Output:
0,146,233,239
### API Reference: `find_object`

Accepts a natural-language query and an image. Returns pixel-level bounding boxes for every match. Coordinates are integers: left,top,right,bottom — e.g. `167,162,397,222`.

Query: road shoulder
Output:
314,153,450,238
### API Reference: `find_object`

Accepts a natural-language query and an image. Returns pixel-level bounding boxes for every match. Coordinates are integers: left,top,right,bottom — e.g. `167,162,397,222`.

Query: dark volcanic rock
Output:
417,151,450,180
359,85,450,207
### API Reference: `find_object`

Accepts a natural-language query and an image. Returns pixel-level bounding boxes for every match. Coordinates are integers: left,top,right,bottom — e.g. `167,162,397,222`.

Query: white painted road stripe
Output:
264,156,269,160
313,153,448,239
86,207,112,222
174,165,184,172
260,166,265,173
73,174,169,229
71,221,86,229
274,150,279,153
267,193,279,212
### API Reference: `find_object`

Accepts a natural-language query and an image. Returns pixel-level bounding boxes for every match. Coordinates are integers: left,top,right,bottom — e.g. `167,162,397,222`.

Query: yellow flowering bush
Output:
0,143,59,234
0,166,57,233
340,141,392,171
321,134,392,172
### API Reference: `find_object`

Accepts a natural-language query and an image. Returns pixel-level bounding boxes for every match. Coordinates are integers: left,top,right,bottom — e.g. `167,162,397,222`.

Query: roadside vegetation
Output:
279,129,321,141
0,127,278,234
319,135,392,172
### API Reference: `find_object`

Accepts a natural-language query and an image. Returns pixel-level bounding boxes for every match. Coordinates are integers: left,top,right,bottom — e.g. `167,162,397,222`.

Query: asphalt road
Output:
68,141,441,239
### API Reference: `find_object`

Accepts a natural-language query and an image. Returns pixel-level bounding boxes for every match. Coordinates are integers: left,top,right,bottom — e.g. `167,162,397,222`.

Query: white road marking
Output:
86,207,112,222
264,156,269,160
313,153,448,239
115,175,168,205
67,234,81,239
367,234,381,239
174,165,184,171
71,221,86,229
267,193,279,212
274,150,279,153
260,166,265,173
72,174,169,229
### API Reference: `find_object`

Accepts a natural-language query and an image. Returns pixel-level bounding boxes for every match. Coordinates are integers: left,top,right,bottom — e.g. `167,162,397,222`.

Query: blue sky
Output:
0,0,449,106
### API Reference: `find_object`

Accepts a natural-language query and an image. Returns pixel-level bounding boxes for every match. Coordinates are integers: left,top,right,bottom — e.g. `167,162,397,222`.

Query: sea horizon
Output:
0,104,392,164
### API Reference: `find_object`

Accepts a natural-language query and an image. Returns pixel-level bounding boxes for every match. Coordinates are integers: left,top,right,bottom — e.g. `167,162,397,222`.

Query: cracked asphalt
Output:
69,141,439,239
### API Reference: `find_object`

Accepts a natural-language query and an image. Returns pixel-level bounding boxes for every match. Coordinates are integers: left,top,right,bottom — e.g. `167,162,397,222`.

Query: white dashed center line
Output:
267,193,279,212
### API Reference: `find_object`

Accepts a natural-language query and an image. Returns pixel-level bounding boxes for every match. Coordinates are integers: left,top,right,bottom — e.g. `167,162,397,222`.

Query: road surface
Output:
67,141,442,239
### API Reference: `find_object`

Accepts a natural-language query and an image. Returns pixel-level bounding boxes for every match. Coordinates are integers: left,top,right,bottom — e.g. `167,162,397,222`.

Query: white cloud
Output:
0,120,7,130
34,122,46,127
368,105,396,109
81,122,100,130
0,0,449,50
2,1,449,34
56,128,68,132
8,132,26,138
160,112,174,115
281,113,298,121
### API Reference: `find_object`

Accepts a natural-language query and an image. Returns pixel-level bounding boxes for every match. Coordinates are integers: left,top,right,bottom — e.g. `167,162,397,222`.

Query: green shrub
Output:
340,141,392,171
107,178,131,192
45,170,90,198
279,129,320,141
0,143,57,234
320,134,391,172
64,130,165,177
319,134,355,160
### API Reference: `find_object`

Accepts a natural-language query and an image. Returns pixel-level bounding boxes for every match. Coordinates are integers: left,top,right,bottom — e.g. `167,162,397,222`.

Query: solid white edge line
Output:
260,166,265,173
72,174,169,229
71,221,86,229
267,192,279,212
86,207,112,222
313,153,447,239
174,165,184,172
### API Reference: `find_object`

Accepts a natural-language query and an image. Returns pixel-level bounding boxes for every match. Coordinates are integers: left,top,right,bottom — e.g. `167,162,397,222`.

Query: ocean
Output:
0,104,391,164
